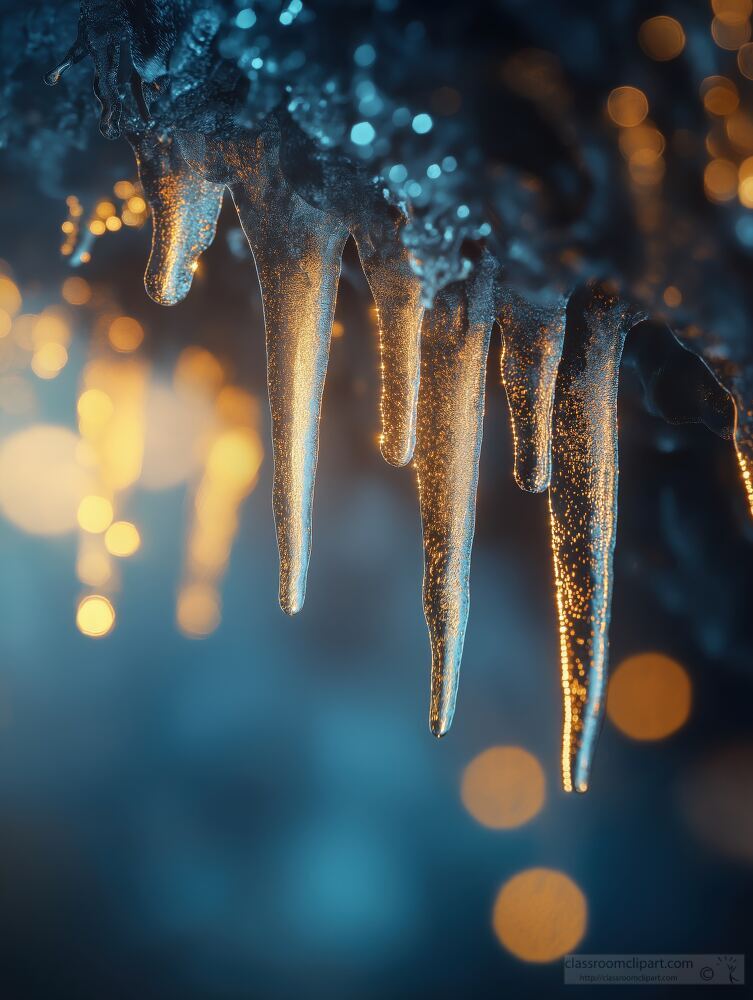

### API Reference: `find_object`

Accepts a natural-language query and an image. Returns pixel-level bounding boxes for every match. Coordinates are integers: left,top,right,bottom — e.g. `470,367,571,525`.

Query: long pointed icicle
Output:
130,133,224,306
499,289,566,493
229,135,348,615
549,281,644,793
415,252,498,736
354,209,424,467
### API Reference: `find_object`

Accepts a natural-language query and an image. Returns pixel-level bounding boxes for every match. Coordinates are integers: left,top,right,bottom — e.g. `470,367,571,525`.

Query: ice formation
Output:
27,0,753,789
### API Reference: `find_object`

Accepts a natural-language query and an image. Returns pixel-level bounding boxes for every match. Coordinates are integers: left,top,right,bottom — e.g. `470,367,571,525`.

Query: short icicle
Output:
549,280,644,793
228,132,349,615
353,207,424,467
130,132,224,306
414,251,499,737
499,288,567,493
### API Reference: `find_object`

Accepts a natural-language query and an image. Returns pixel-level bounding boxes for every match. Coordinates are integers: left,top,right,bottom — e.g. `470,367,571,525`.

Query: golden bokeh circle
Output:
105,521,141,557
607,86,648,128
493,868,587,962
108,316,144,353
638,17,685,61
607,652,691,740
461,746,545,829
76,595,115,638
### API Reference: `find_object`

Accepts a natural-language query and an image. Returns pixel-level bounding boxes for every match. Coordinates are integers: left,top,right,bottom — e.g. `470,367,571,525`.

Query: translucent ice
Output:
414,252,499,736
499,289,566,494
548,282,645,792
354,207,424,467
130,132,224,306
224,131,348,615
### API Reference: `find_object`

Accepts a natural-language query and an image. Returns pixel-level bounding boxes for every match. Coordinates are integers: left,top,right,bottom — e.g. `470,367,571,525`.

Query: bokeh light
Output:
108,316,144,353
0,275,21,316
61,276,91,305
704,158,738,201
77,495,114,534
461,746,545,829
0,425,93,535
492,869,587,962
104,521,141,557
76,594,115,637
702,77,739,117
738,41,753,77
607,86,648,127
607,652,691,740
176,582,221,637
712,16,751,50
638,17,685,61
713,0,753,24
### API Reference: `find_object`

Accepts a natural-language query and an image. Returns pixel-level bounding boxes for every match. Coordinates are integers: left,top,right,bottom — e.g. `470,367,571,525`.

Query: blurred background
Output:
2,2,753,998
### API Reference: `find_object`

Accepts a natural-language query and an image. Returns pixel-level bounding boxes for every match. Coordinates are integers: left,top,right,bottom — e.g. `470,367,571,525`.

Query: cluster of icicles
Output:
43,29,753,796
124,123,657,794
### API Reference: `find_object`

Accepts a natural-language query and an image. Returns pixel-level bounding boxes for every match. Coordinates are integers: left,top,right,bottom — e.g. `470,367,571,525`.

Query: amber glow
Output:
176,582,221,637
0,276,22,316
492,869,587,962
61,276,91,305
76,594,115,637
607,652,691,740
172,346,263,637
0,425,93,535
607,86,648,128
738,42,753,77
77,495,114,533
726,110,753,149
461,746,545,829
108,316,144,353
127,195,146,214
702,77,739,116
113,179,135,199
713,0,753,23
712,15,751,50
79,359,147,492
105,520,141,557
704,158,738,201
174,346,224,395
31,341,68,379
638,17,685,61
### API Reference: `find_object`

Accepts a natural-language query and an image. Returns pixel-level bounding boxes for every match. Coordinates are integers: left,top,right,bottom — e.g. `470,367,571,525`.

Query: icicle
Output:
414,251,499,736
732,393,753,518
129,133,224,306
353,209,424,467
227,133,348,614
499,289,567,493
45,6,127,139
549,281,644,793
716,370,753,519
